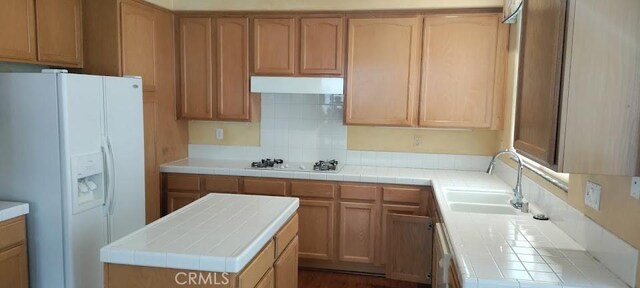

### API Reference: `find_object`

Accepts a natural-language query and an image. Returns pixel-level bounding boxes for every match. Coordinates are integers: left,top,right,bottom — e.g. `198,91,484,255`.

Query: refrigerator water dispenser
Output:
71,152,105,214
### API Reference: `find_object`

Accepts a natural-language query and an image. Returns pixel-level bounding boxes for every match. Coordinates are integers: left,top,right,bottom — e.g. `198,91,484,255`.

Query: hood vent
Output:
250,76,343,94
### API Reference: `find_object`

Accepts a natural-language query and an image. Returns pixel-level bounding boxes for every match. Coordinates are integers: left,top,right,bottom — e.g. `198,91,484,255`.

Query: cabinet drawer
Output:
243,178,288,196
0,216,26,250
382,187,422,204
166,174,201,191
340,184,378,201
291,181,336,199
204,176,240,193
238,240,275,288
274,214,298,259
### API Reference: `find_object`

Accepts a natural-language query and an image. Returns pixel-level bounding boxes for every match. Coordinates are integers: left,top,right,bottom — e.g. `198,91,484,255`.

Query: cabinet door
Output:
0,245,29,288
420,14,507,129
385,214,432,284
380,204,420,265
35,0,83,66
121,1,157,92
298,199,334,260
255,268,274,288
166,192,200,213
217,17,250,120
300,17,344,75
178,17,214,119
345,17,422,126
514,0,567,167
253,18,296,75
274,236,298,288
338,201,377,264
0,0,36,62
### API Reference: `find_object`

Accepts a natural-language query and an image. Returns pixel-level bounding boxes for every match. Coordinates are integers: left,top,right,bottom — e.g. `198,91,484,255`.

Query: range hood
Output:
250,76,343,94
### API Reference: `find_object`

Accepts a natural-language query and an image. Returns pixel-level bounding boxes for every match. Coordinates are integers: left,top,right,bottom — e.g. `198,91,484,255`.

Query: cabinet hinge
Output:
427,273,432,279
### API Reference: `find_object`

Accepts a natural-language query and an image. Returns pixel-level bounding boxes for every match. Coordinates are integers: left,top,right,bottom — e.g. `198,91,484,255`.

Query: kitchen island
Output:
100,193,299,288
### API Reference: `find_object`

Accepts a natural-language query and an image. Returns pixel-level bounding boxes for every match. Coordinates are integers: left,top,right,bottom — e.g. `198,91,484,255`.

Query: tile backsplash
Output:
494,160,638,287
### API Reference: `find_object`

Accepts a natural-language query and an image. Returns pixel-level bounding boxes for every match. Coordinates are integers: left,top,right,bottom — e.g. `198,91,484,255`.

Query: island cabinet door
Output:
385,213,433,284
274,236,298,288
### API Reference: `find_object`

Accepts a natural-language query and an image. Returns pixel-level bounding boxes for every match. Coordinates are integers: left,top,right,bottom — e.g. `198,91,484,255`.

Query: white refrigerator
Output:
0,71,146,288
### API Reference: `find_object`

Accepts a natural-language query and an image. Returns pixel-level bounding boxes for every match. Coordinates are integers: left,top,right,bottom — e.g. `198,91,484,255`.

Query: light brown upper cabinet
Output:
35,0,83,66
217,17,251,120
300,17,344,75
121,1,157,92
0,0,37,62
178,17,214,119
516,0,640,176
514,0,567,167
420,14,507,129
177,16,252,121
345,17,422,126
253,18,297,75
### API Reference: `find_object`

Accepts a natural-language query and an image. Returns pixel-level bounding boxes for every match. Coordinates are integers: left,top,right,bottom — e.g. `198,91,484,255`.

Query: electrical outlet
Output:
631,177,640,200
413,136,422,147
215,128,224,140
584,181,601,210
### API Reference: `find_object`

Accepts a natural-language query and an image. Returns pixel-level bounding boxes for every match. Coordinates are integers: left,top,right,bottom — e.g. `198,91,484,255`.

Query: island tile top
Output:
100,193,299,273
0,201,29,222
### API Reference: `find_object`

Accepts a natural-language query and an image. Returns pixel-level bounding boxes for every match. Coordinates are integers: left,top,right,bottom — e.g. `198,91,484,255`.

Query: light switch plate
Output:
631,177,640,200
585,181,601,210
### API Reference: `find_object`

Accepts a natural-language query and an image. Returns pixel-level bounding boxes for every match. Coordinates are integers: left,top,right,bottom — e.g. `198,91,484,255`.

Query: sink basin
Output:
449,203,518,215
444,188,520,215
445,190,511,205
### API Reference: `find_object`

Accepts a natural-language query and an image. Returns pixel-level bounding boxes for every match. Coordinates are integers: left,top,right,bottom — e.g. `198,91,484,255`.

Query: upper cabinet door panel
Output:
217,17,250,120
253,18,296,75
121,1,157,92
514,0,567,167
345,17,422,126
420,14,506,129
300,17,344,75
178,17,213,119
35,0,83,66
0,0,36,62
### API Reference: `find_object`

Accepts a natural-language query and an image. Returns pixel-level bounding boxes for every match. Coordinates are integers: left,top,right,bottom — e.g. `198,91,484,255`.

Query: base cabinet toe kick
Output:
104,213,299,288
162,173,460,285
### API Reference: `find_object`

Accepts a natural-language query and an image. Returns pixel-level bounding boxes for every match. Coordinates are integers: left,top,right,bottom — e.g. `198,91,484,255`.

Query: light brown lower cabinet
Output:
385,214,432,284
254,268,274,288
338,201,377,264
0,216,29,288
274,236,298,288
162,174,438,284
297,199,334,260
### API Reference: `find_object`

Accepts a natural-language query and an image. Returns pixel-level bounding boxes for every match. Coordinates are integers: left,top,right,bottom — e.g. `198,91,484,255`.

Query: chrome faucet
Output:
486,149,524,209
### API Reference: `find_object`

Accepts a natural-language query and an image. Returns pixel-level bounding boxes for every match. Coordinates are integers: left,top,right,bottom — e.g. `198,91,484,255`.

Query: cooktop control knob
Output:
299,165,305,170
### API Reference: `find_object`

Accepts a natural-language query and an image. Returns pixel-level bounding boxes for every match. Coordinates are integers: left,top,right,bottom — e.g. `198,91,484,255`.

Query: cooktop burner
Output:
313,160,338,171
251,159,283,168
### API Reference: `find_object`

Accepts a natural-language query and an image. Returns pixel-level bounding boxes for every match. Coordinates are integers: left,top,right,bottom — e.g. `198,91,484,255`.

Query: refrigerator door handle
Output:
101,138,111,215
106,137,116,215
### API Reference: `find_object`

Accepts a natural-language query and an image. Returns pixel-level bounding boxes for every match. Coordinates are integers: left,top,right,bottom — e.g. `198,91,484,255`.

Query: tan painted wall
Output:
347,127,500,155
189,121,260,146
166,0,502,11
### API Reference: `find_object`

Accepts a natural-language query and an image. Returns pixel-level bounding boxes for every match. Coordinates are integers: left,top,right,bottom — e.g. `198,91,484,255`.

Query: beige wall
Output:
189,121,260,146
162,0,501,11
347,127,499,155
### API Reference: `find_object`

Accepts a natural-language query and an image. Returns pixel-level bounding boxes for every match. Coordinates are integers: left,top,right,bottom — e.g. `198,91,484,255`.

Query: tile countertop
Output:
161,158,630,288
0,201,29,222
100,193,299,273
